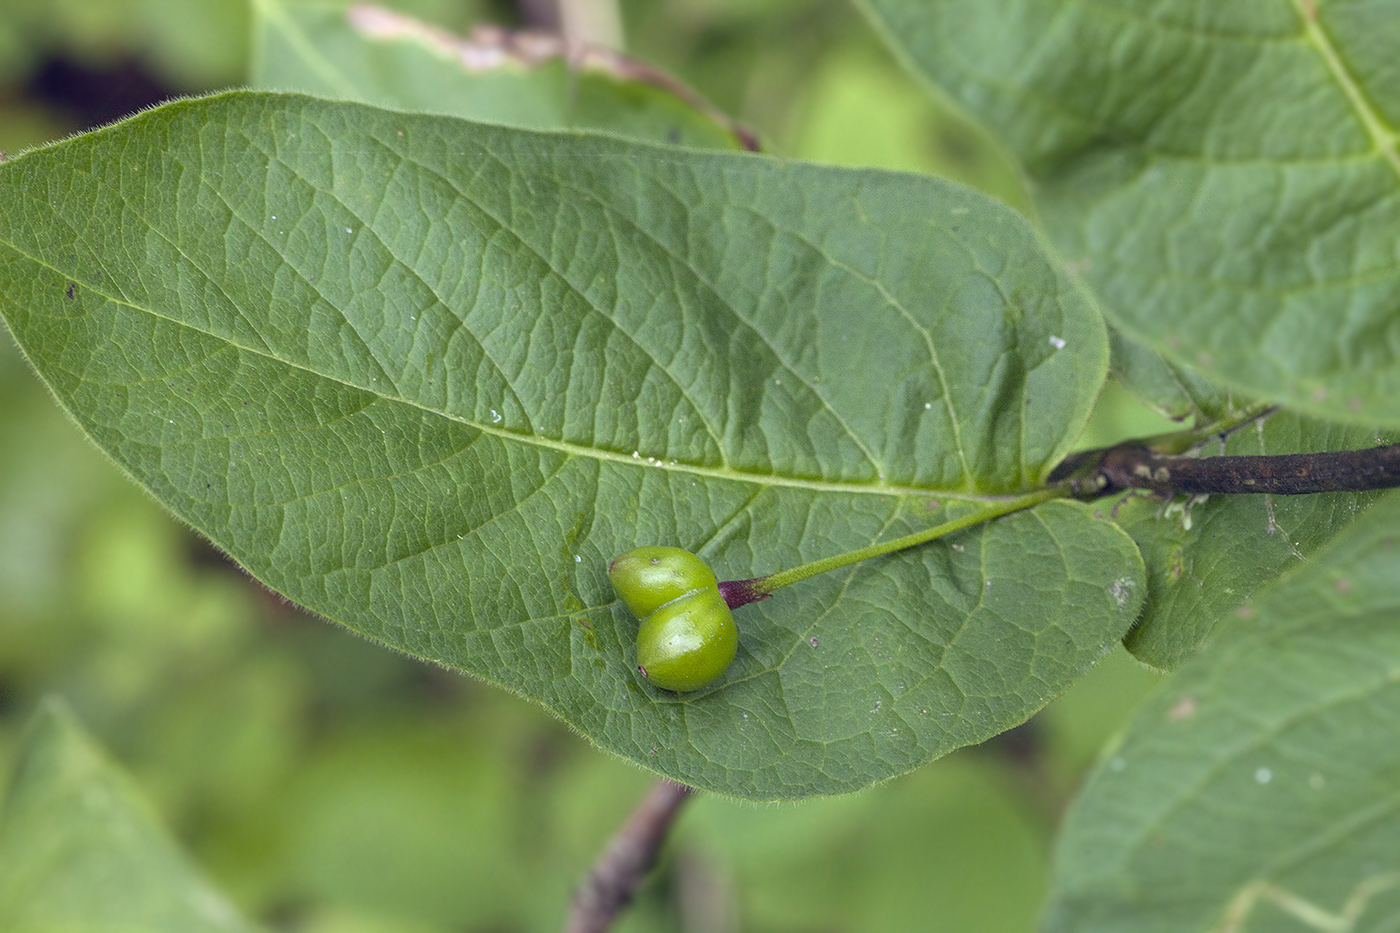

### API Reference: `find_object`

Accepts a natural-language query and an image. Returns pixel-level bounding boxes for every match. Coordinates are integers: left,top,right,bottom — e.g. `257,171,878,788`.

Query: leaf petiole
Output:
717,485,1070,608
1135,401,1276,456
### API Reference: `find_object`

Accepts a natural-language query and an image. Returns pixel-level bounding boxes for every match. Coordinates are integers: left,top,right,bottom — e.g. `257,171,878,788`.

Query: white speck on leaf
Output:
1109,576,1135,610
1049,335,1066,349
574,555,582,563
490,409,502,423
924,402,932,410
1255,767,1272,784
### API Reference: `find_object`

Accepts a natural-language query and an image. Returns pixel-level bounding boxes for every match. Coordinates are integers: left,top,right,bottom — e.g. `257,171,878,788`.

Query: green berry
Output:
609,546,737,692
608,546,718,620
635,588,738,692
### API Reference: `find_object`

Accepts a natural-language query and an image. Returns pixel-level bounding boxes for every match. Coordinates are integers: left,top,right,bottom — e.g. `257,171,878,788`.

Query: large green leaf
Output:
1044,489,1400,933
0,699,259,933
0,92,1143,799
858,0,1400,429
252,0,749,150
1119,411,1397,670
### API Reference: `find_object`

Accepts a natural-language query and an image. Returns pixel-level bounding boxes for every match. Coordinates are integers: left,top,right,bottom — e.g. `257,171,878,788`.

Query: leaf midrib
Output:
0,236,1005,503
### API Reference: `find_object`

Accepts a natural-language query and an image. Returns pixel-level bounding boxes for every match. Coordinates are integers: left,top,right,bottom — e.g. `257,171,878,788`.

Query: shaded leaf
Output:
252,0,750,149
0,92,1140,798
1108,327,1230,424
1117,412,1397,669
1045,490,1400,933
0,699,259,933
858,0,1400,429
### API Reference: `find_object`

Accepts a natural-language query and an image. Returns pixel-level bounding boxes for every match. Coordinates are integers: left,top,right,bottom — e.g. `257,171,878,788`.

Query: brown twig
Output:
565,778,695,933
1062,443,1400,499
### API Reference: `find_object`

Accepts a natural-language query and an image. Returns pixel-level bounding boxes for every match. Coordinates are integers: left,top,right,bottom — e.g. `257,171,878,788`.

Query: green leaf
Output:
858,0,1400,429
1119,412,1397,670
1108,328,1230,424
252,0,750,150
1044,489,1400,933
0,699,259,933
0,91,1142,799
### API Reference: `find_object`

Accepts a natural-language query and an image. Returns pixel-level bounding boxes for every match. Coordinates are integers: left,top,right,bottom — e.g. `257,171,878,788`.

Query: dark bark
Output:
1060,443,1400,498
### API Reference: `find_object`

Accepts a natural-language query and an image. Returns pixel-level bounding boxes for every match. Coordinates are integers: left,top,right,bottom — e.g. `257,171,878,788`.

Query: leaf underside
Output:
859,0,1400,430
0,92,1142,798
1045,490,1400,933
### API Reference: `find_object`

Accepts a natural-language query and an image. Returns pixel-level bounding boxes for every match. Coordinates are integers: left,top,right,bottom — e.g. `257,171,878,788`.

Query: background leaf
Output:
0,0,248,88
1044,489,1400,933
0,91,1141,799
1108,329,1231,424
252,0,750,150
1118,411,1397,670
0,699,259,933
858,0,1400,429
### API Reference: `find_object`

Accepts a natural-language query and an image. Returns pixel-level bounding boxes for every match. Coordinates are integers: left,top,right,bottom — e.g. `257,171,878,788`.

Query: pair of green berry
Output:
608,546,738,692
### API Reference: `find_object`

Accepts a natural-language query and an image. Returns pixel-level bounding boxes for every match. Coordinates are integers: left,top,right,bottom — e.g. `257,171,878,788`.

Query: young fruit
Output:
609,547,737,692
607,546,718,618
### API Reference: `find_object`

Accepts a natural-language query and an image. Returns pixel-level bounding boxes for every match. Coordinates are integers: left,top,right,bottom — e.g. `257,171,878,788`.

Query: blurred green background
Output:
0,1,1168,930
